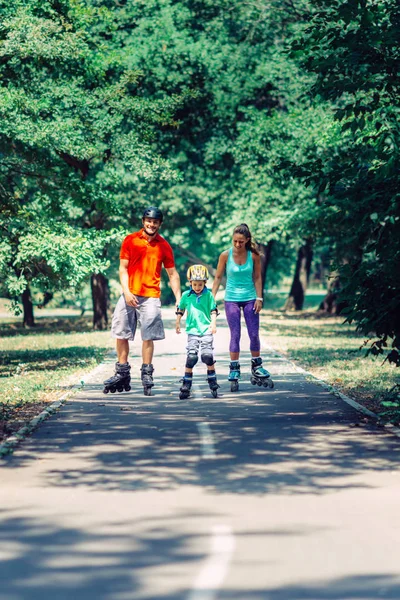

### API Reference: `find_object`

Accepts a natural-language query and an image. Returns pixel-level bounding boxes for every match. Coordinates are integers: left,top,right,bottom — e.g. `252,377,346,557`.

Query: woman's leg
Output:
243,300,261,356
224,301,242,360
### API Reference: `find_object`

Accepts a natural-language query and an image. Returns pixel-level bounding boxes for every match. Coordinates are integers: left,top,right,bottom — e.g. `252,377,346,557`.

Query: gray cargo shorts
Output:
186,333,214,358
111,295,165,341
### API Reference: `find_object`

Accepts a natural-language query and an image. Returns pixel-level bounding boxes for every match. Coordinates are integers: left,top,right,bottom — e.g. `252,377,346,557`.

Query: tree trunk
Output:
22,286,35,327
258,240,273,295
319,271,345,314
284,239,313,311
91,274,109,330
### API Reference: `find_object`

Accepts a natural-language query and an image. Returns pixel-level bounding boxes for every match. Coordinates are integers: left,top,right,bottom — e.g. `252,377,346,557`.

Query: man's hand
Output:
211,325,217,334
176,319,181,334
124,291,139,307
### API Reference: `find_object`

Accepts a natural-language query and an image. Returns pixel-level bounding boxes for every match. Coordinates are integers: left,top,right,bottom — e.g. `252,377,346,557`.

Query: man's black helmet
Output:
142,206,163,222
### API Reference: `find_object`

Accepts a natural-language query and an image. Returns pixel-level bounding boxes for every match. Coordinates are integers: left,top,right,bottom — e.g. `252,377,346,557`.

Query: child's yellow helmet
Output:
187,264,209,281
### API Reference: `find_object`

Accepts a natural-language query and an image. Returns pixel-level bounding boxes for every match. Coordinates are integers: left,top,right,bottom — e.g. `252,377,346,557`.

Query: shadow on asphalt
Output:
3,352,399,496
0,509,399,599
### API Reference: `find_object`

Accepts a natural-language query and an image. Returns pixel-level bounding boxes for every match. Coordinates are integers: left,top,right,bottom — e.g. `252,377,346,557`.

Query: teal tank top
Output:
225,248,257,302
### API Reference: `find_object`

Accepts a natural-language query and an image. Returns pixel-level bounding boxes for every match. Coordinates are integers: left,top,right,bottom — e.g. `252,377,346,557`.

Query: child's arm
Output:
176,308,184,334
210,311,217,334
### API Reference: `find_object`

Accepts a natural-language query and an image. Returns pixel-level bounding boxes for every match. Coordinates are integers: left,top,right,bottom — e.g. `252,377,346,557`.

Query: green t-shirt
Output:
178,288,217,336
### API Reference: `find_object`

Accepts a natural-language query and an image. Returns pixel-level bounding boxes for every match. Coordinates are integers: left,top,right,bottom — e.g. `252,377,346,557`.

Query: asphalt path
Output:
1,308,400,600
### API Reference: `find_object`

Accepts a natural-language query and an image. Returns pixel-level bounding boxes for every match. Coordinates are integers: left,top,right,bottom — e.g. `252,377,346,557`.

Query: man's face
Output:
190,280,206,294
142,217,161,236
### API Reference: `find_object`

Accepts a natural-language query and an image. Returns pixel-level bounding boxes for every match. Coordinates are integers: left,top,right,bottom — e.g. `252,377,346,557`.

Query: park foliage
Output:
0,0,399,363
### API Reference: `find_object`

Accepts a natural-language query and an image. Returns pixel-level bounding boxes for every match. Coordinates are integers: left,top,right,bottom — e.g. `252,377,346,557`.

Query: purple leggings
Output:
224,300,260,354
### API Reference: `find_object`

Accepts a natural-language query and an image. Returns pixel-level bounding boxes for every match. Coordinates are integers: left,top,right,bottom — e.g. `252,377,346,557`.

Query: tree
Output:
292,0,400,364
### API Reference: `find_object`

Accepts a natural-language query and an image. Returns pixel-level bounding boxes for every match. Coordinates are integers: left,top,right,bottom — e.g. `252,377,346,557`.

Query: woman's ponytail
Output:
233,223,260,255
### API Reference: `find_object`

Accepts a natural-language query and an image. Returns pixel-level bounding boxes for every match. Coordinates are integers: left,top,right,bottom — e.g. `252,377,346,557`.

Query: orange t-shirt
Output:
119,230,175,298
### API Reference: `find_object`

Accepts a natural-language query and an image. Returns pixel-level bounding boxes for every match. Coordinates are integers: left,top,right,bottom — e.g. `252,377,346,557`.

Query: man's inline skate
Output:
103,362,131,394
250,357,274,389
207,370,220,398
179,376,192,400
228,360,241,392
141,363,154,396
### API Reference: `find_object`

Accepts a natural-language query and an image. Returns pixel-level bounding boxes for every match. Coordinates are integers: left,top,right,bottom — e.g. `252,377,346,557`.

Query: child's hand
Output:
211,325,217,334
176,322,181,334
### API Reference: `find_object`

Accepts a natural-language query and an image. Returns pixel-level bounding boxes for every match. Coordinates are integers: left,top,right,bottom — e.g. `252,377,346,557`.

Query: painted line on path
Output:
197,422,216,459
187,525,235,600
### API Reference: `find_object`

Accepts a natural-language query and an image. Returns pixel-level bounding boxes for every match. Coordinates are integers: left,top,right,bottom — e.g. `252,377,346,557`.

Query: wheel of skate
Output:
268,379,274,389
117,386,123,393
144,386,152,396
103,388,109,394
251,377,256,385
124,385,131,392
257,380,262,387
179,391,189,400
211,389,218,398
231,381,239,392
110,386,117,393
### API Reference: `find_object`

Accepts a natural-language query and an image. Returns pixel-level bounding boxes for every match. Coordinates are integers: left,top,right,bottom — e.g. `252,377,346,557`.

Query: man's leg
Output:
142,340,154,364
116,339,130,363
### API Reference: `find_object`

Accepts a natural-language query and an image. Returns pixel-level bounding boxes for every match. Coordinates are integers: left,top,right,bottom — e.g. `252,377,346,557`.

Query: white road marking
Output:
197,422,216,459
187,525,235,600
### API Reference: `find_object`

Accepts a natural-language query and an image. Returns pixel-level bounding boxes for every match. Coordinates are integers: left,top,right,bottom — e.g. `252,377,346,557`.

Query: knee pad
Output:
201,353,215,366
186,352,198,369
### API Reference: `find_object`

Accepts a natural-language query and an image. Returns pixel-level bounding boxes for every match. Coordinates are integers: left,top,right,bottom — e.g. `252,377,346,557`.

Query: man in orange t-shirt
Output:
104,207,181,395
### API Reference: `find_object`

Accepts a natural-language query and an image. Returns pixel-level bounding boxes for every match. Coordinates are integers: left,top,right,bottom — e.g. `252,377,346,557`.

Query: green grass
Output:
261,310,400,419
0,316,112,440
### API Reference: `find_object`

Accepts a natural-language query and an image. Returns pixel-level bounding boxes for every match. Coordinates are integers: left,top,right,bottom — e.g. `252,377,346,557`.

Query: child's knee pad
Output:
201,352,214,366
186,352,198,368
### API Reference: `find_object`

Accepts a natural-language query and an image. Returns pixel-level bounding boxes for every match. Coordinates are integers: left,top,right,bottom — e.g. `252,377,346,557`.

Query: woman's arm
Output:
253,254,263,314
211,252,228,297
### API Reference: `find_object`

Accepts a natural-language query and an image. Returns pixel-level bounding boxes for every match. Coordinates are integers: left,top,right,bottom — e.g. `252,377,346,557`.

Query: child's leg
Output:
243,300,261,356
224,301,242,360
180,335,200,398
200,334,219,395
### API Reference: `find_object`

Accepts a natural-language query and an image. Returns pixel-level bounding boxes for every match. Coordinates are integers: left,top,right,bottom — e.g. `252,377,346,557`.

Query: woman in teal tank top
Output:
212,224,274,391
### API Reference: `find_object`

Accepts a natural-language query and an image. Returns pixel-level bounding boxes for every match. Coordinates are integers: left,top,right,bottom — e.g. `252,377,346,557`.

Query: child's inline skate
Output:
103,362,131,394
179,375,192,400
207,370,220,398
141,363,154,396
250,357,274,389
228,360,241,392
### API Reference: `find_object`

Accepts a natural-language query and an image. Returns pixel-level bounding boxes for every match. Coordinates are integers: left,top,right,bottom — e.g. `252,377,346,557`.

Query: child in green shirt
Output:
176,264,219,399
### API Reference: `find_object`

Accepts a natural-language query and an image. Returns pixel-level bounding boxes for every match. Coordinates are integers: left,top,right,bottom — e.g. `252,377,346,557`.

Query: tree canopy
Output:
1,0,399,363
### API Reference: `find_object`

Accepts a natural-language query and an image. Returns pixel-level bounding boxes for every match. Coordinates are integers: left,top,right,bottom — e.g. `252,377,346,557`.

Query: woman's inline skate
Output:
103,362,131,394
250,357,274,389
141,363,154,396
228,360,241,392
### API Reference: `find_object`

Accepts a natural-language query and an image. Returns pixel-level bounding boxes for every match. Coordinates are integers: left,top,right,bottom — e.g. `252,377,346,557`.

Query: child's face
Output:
190,280,206,294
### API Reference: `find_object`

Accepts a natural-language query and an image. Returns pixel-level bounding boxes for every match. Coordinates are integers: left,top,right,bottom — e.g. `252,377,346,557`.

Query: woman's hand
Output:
254,299,263,314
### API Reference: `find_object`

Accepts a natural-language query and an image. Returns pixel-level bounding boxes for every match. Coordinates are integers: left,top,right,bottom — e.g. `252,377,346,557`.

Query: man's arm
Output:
119,259,139,307
165,266,182,305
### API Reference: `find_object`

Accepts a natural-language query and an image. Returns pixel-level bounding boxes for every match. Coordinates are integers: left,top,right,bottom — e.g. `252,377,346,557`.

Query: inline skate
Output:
179,376,192,400
228,360,241,392
207,370,220,398
141,363,154,396
103,362,131,394
250,357,274,389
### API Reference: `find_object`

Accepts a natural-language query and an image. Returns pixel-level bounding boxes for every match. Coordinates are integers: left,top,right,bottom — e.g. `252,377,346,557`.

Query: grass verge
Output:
0,316,112,441
261,310,400,421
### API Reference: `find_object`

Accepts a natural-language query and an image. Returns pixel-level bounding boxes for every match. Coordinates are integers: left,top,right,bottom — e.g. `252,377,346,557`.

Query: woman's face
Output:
232,233,249,251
